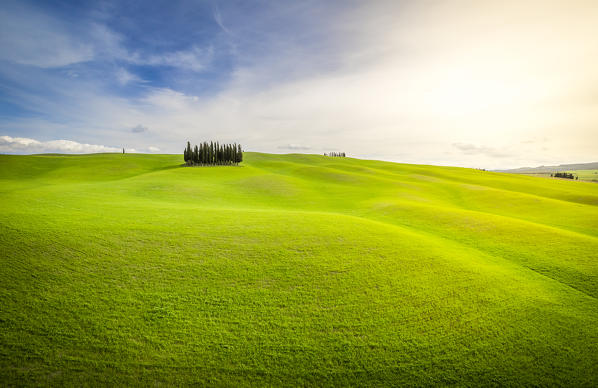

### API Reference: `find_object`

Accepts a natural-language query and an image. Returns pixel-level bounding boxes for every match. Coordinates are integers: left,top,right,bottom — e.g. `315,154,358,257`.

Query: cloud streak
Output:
278,144,311,150
0,135,121,154
0,135,164,154
453,143,512,158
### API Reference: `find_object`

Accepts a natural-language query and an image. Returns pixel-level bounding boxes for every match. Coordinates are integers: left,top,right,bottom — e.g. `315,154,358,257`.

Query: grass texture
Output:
1,152,597,386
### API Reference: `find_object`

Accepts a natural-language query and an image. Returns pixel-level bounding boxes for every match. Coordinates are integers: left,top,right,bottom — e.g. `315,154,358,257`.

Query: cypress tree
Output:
185,141,192,164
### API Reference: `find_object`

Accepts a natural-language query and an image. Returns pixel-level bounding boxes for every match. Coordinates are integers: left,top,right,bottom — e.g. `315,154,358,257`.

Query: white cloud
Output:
0,135,121,154
116,68,143,85
0,135,164,155
141,46,213,72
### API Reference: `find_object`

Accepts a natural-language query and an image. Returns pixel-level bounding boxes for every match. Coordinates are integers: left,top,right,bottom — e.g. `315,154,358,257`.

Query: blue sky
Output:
1,0,597,168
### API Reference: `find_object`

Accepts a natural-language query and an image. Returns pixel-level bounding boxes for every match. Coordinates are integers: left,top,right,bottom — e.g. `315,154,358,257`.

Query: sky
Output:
0,0,597,169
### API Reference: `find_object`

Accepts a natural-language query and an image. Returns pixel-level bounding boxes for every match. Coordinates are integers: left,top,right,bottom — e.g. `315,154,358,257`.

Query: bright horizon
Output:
1,0,597,169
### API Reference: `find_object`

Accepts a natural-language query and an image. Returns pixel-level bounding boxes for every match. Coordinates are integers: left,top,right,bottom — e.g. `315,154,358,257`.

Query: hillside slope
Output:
1,152,597,385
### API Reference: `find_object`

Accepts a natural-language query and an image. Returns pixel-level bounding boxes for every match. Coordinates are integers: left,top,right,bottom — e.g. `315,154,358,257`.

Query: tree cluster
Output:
324,152,346,157
184,141,243,166
551,172,577,179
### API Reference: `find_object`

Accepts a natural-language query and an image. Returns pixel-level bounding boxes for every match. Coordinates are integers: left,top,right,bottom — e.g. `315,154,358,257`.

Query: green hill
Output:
1,152,597,386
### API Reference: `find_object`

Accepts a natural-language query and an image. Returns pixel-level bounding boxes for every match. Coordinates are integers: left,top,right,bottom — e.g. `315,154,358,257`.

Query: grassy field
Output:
517,169,598,183
1,152,597,386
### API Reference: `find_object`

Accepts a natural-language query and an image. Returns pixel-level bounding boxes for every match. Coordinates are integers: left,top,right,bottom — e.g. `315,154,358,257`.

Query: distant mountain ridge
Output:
497,161,598,173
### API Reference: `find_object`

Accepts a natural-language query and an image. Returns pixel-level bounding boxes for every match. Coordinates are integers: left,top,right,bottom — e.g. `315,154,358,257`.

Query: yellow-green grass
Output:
1,152,597,386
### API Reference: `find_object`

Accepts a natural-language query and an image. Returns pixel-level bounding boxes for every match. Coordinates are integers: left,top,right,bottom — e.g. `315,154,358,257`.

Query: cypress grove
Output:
552,172,575,179
184,141,243,166
324,152,346,157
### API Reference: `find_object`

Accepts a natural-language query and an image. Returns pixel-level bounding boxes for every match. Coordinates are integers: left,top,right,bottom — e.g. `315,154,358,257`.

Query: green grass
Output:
1,152,597,386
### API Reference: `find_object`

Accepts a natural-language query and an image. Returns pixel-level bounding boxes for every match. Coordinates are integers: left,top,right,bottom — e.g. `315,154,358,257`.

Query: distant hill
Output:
497,161,598,173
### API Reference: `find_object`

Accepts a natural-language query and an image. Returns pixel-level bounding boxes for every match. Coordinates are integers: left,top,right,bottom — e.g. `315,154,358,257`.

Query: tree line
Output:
324,152,346,157
551,172,577,180
184,141,243,165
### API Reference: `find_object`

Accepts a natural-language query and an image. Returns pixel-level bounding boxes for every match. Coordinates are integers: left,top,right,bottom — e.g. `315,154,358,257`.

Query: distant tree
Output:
122,148,125,154
554,172,574,179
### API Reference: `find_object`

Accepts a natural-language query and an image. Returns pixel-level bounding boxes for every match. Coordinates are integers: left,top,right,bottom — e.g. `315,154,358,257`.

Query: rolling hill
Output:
498,161,598,173
1,152,597,385
498,161,598,182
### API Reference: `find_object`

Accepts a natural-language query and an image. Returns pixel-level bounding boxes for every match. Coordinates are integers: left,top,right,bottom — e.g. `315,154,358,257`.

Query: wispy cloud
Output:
453,143,512,158
278,144,311,150
116,68,143,85
213,5,233,36
141,46,213,72
0,135,164,154
0,3,212,73
0,2,93,67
